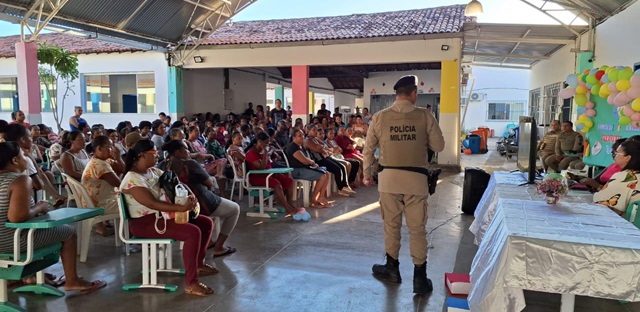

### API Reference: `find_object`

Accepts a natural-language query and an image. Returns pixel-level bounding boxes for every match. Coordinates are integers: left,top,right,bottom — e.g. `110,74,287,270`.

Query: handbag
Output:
154,161,200,234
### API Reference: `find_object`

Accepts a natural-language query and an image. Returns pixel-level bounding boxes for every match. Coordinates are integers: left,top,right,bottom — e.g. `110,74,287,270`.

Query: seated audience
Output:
58,130,90,181
351,115,368,139
245,133,307,218
227,132,245,178
335,126,364,181
150,121,166,161
545,121,583,173
120,140,217,296
304,124,355,197
4,124,65,205
594,140,640,215
10,110,30,128
0,142,105,293
285,129,332,208
161,140,240,256
324,128,360,186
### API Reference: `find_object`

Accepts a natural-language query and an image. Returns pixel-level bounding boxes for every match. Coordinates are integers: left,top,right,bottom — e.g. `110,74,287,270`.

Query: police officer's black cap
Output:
393,76,417,91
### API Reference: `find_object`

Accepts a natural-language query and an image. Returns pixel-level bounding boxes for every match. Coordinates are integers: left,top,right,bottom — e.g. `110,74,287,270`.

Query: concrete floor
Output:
15,169,468,312
10,138,639,311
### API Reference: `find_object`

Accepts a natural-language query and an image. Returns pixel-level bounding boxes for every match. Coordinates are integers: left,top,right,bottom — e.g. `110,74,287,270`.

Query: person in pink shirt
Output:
578,138,625,191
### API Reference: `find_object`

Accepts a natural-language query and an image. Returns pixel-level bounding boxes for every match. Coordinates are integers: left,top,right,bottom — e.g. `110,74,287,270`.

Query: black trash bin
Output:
461,167,491,215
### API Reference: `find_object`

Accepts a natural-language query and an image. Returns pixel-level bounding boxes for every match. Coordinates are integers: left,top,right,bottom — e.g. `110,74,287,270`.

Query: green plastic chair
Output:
117,193,182,292
625,201,640,229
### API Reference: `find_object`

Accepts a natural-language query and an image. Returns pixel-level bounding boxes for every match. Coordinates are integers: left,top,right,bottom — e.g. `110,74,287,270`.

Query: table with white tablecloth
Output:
468,198,640,312
469,171,592,245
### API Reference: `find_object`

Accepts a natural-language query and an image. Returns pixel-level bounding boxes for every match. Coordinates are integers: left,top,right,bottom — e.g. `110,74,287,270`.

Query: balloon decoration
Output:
559,65,640,130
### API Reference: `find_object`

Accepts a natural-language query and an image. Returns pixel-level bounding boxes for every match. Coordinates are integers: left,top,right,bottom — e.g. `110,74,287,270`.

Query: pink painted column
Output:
15,41,42,124
291,65,310,124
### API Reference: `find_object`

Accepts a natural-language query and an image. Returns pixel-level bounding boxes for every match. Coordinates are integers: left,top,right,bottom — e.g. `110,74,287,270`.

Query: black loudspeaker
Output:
461,167,491,215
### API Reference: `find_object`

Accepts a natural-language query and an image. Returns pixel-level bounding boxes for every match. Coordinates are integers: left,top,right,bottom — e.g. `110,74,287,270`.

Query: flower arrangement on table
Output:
536,176,568,204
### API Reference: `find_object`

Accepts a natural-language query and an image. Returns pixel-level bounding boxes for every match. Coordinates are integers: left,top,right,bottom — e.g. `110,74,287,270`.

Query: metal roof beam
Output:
116,0,151,30
464,35,574,45
466,52,549,60
20,0,70,41
501,28,530,65
183,0,231,17
471,62,532,70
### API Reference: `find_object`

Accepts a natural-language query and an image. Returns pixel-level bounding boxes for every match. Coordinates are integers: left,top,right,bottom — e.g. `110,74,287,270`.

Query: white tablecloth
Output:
469,171,592,245
469,198,640,312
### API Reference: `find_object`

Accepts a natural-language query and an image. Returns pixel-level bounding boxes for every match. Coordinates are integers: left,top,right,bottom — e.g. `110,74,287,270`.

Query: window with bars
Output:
486,101,526,121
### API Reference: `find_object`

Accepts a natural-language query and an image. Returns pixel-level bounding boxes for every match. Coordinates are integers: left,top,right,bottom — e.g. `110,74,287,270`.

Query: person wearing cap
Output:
362,75,444,294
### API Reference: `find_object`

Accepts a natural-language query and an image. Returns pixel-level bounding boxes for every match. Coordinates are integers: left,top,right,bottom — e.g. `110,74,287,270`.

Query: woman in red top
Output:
245,132,307,219
335,127,364,182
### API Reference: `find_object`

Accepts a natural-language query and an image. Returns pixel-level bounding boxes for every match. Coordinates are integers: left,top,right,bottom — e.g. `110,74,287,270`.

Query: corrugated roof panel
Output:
125,0,195,41
59,0,140,27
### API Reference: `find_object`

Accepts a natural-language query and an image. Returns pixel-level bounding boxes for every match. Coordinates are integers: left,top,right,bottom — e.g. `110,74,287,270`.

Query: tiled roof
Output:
0,33,142,58
205,5,471,46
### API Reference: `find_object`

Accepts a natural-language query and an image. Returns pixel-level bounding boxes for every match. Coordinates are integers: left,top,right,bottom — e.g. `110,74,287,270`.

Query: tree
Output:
37,42,79,132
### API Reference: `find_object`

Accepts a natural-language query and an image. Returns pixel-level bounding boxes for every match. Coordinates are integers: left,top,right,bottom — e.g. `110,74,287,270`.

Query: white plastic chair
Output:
117,193,182,292
243,163,280,218
52,161,73,206
62,173,121,263
227,154,245,201
282,152,311,207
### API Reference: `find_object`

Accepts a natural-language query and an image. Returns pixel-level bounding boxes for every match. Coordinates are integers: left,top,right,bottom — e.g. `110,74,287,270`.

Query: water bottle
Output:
174,184,190,224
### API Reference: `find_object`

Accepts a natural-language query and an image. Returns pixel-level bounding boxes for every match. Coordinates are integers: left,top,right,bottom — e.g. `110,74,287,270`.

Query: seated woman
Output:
160,140,240,257
334,127,364,182
58,130,90,181
0,142,105,293
4,124,65,205
593,140,640,215
227,132,245,178
119,140,217,296
30,125,51,152
577,138,626,191
304,124,355,197
245,133,308,219
81,136,124,235
351,115,368,139
323,128,360,186
285,129,332,208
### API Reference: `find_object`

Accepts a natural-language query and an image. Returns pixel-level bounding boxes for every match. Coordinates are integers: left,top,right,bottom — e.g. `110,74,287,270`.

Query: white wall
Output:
529,44,575,91
363,69,442,108
184,38,461,68
465,66,530,137
0,51,169,129
183,67,268,117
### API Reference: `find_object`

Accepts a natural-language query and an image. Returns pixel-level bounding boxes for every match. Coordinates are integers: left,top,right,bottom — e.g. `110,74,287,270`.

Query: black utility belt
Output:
378,165,430,177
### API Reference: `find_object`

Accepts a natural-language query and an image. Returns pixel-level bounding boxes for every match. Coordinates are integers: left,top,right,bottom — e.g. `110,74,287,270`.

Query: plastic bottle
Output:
174,184,190,224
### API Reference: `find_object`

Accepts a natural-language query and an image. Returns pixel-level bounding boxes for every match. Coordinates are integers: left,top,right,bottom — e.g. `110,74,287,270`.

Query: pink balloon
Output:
614,91,632,106
609,82,619,92
631,74,640,87
624,105,635,116
608,93,616,104
633,112,640,122
586,108,597,117
585,101,595,109
558,88,575,99
632,121,640,128
628,86,640,99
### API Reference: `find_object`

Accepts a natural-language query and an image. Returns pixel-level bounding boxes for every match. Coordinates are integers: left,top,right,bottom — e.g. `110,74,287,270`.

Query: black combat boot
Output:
372,253,401,283
413,262,433,294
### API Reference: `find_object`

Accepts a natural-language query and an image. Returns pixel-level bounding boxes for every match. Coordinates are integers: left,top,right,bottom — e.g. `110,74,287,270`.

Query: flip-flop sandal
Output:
52,198,66,208
185,283,213,296
50,275,66,287
213,246,237,258
77,280,107,295
198,264,219,275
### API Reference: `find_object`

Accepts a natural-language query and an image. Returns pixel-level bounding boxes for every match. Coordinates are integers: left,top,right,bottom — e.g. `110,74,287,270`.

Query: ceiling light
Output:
465,0,484,17
441,45,450,51
193,56,204,63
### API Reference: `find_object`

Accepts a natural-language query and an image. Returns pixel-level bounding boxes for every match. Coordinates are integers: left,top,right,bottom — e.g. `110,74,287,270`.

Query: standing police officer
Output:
362,76,445,294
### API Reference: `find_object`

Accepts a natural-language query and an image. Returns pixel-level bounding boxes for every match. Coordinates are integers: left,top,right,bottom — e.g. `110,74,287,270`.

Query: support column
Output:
168,66,184,119
440,59,461,168
274,85,284,105
291,65,310,124
15,42,42,125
